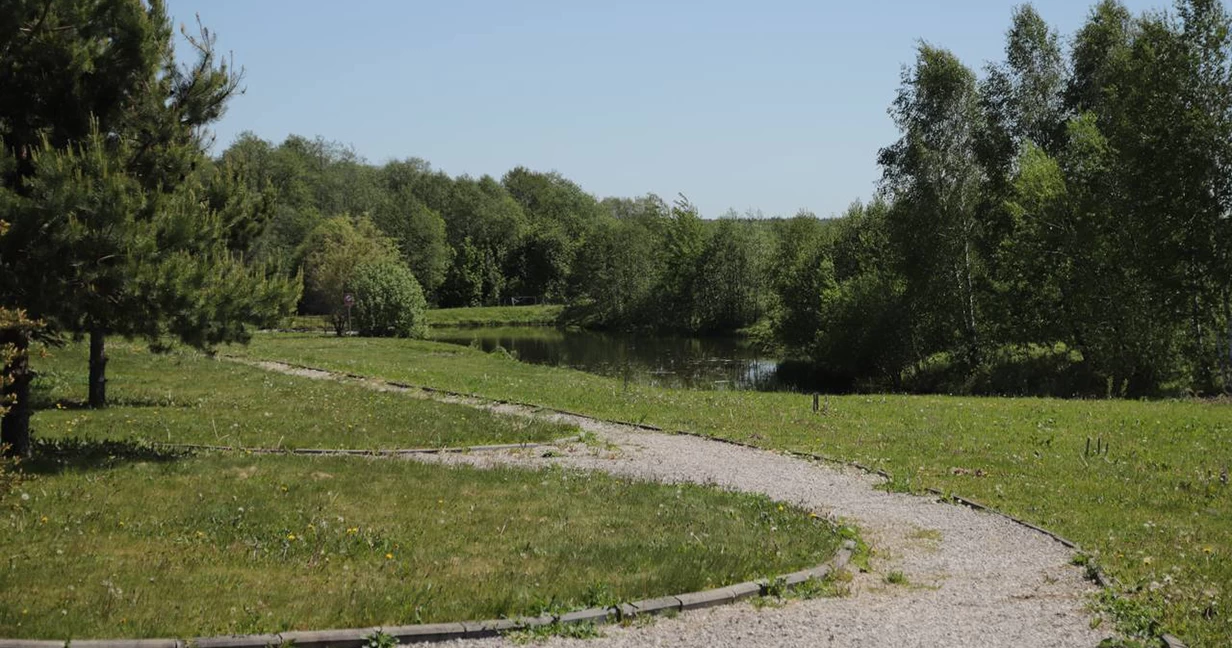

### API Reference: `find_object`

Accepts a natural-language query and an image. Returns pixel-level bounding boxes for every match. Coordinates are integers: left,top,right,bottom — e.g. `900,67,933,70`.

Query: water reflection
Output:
430,326,812,392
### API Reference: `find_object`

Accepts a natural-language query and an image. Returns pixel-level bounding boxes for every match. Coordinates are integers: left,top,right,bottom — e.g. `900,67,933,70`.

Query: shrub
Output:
349,259,428,338
899,342,1099,397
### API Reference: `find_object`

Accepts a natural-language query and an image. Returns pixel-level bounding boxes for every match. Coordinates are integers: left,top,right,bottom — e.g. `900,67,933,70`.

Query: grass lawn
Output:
425,305,563,328
1,453,840,639
234,333,1232,647
282,306,562,332
0,342,845,640
30,341,567,450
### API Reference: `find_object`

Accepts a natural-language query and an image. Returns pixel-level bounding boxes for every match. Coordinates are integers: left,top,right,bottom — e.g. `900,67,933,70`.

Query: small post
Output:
1085,437,1091,457
812,393,820,414
343,292,355,335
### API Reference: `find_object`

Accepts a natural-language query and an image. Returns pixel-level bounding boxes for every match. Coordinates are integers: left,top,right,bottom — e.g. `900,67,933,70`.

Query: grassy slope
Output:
234,334,1232,646
1,342,842,639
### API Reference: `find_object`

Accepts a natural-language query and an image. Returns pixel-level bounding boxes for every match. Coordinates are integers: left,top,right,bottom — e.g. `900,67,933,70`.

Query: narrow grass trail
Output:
242,358,1111,647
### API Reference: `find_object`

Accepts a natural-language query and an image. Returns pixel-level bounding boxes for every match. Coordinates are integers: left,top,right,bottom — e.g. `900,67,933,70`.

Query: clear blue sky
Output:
168,0,1170,219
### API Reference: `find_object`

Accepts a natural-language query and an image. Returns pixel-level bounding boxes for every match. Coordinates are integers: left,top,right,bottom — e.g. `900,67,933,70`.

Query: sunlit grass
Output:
234,333,1232,647
0,453,839,639
0,341,843,639
426,305,562,328
31,341,567,450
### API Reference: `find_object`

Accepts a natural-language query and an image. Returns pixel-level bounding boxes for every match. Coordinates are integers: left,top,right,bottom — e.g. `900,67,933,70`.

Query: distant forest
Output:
216,0,1232,398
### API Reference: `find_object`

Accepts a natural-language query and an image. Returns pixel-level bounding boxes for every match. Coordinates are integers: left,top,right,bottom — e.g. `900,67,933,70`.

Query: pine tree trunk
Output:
1224,287,1232,393
0,328,32,458
89,329,108,409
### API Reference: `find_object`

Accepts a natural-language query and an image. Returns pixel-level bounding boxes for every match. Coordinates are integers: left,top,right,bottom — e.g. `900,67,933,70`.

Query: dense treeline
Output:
228,0,1232,397
219,135,779,334
795,0,1232,397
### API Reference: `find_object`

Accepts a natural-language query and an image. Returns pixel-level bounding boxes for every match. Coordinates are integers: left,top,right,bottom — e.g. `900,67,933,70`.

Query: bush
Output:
349,259,428,338
900,342,1098,397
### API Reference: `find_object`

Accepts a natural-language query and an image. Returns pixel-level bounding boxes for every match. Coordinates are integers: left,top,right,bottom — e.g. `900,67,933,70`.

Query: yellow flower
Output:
346,527,358,535
385,553,394,560
1202,546,1214,555
280,485,289,492
287,533,296,541
39,516,47,524
777,505,785,512
196,531,205,538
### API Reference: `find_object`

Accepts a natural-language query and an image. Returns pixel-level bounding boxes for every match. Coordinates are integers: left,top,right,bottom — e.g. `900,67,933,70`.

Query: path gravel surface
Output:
247,359,1112,648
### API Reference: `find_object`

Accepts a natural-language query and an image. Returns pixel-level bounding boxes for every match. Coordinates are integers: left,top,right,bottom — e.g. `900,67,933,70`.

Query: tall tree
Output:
879,44,989,365
0,0,299,452
373,159,451,298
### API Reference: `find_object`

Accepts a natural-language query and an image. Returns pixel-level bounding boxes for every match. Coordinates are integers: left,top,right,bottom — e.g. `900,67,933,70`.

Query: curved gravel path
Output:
246,359,1111,647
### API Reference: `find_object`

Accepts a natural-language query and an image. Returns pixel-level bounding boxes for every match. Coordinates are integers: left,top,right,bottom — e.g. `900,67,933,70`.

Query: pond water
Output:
430,326,820,392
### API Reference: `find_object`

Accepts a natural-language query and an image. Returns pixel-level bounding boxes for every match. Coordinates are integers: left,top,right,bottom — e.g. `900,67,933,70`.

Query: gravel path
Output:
245,359,1111,647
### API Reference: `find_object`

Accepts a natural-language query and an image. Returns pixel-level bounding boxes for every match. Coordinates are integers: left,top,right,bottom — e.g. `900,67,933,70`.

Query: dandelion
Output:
196,531,205,538
1203,546,1214,555
777,505,785,512
385,553,393,560
287,533,297,541
39,516,47,524
1143,556,1154,566
19,493,28,501
280,485,288,493
346,527,358,535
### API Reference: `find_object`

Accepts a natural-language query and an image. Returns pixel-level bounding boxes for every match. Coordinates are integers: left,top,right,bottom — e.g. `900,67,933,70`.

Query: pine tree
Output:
0,0,300,455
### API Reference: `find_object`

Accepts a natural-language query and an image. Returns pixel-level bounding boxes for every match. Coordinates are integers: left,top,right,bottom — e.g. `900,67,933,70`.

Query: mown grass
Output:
281,306,561,332
30,341,566,450
0,453,840,639
425,305,562,328
0,341,844,639
233,334,1232,647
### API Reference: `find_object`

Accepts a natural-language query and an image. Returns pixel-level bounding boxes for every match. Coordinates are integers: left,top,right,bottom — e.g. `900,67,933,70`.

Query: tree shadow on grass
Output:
32,396,197,411
17,437,191,476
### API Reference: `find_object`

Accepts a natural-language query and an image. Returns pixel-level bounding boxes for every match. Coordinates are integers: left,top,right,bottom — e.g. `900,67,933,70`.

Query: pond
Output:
430,326,821,392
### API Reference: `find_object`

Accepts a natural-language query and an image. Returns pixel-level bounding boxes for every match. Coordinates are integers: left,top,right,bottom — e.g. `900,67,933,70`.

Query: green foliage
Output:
298,215,399,332
349,259,428,339
0,1,300,427
507,621,603,644
760,0,1232,398
884,570,909,585
362,631,401,648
